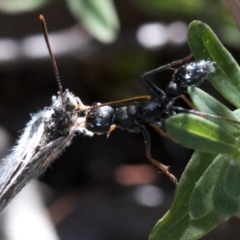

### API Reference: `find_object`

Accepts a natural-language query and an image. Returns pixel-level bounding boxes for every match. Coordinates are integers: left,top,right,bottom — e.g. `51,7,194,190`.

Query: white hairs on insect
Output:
0,90,93,212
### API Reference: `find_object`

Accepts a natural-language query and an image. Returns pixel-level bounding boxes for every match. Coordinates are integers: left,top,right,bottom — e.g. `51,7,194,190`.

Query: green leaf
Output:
224,158,240,198
233,109,240,119
188,155,226,219
151,20,240,240
171,152,216,216
178,211,219,240
213,158,240,219
67,0,119,43
188,87,240,137
165,113,238,154
188,21,240,107
149,152,220,240
0,0,48,13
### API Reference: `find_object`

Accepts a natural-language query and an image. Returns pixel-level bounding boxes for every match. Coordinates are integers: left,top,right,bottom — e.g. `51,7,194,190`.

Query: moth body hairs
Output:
0,90,93,211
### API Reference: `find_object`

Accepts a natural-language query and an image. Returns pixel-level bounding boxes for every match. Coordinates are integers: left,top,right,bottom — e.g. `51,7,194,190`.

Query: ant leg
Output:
92,125,117,137
141,74,166,98
141,127,178,184
94,95,151,108
106,124,117,138
180,95,196,110
141,54,193,97
143,54,193,79
149,123,171,139
172,106,240,125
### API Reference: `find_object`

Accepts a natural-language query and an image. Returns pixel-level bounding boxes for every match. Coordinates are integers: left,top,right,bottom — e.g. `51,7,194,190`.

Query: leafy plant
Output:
149,21,240,240
0,0,119,43
66,0,119,42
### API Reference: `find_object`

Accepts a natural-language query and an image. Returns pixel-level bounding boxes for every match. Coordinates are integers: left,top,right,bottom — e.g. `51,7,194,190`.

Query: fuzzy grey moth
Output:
0,15,94,212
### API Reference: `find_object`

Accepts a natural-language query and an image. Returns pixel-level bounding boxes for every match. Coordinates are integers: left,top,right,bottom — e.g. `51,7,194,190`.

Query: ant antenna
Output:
94,95,151,108
39,15,63,95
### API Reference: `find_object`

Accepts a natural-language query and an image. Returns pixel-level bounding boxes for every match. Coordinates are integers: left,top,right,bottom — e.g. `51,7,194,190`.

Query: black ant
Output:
82,57,215,183
40,15,215,184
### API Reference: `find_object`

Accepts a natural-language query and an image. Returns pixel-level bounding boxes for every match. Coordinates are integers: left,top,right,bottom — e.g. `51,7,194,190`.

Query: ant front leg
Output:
141,126,178,184
141,54,193,98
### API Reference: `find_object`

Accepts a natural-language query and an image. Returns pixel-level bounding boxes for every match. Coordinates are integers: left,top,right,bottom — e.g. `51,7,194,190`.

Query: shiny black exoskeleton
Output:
86,58,215,133
84,56,215,182
166,60,216,97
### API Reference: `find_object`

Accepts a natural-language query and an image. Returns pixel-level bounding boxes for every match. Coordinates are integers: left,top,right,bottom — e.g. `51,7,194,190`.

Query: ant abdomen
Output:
166,60,215,97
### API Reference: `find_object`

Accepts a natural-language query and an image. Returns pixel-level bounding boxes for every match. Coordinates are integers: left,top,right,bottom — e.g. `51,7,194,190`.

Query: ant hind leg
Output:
141,127,178,184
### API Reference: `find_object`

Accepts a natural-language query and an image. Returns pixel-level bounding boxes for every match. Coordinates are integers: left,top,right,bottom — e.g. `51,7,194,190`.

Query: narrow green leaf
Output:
67,0,119,42
188,87,240,137
179,210,220,240
0,0,48,13
233,109,240,119
189,155,226,219
224,155,240,198
213,158,240,219
188,21,240,107
149,152,219,240
165,113,238,154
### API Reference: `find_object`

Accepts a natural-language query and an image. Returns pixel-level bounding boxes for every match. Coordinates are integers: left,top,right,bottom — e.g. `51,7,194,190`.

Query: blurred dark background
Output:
0,0,240,239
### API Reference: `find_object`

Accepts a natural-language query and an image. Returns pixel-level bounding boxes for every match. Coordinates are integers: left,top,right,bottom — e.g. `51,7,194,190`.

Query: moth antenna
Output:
39,15,63,95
